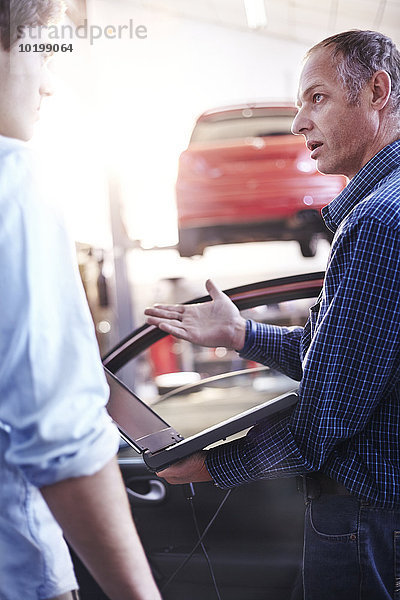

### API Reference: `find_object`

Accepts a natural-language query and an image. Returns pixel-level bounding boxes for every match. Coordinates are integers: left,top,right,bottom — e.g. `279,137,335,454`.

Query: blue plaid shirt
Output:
206,139,400,508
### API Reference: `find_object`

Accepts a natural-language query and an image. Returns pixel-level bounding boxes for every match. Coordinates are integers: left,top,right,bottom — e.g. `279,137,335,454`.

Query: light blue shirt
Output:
0,136,120,599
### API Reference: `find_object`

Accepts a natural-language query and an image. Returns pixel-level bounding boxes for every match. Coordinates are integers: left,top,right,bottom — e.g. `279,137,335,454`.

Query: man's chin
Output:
18,123,34,141
316,162,348,178
0,121,34,142
315,159,329,175
12,127,33,142
315,160,337,176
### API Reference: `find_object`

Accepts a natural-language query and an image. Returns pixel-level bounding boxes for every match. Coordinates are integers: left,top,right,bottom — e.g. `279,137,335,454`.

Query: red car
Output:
176,104,347,257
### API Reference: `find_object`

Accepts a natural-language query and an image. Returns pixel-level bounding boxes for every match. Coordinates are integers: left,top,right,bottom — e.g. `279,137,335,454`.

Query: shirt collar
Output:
322,139,400,232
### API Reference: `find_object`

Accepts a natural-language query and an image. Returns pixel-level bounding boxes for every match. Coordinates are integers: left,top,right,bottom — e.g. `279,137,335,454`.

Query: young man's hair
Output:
308,30,400,112
0,0,64,50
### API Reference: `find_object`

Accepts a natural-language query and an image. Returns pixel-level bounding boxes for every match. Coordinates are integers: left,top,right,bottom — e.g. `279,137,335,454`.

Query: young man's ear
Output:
370,70,392,110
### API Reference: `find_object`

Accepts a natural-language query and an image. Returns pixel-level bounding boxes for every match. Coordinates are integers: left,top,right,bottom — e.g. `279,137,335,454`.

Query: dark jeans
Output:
294,494,400,599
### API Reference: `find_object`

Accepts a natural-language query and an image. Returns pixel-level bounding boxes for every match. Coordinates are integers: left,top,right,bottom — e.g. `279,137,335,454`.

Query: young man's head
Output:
0,0,64,141
292,30,400,179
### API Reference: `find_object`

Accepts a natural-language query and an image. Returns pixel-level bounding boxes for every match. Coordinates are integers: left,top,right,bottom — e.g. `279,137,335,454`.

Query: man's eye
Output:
312,93,323,103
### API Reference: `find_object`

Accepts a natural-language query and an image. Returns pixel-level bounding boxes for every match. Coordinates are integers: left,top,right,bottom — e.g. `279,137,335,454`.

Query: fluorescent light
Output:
244,0,267,29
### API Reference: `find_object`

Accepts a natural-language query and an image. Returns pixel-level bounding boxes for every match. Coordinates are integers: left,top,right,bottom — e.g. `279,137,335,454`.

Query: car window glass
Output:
190,114,294,144
138,297,314,439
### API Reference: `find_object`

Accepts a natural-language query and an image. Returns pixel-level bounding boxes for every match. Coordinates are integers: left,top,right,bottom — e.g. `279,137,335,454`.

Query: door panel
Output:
73,273,322,599
118,448,304,600
71,456,304,600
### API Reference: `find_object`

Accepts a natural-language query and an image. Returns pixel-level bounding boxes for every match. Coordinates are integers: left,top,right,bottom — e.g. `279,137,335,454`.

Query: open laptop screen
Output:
105,366,298,472
105,368,184,454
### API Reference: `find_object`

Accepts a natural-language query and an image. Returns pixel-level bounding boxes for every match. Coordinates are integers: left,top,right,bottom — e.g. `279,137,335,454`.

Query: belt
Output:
296,473,351,500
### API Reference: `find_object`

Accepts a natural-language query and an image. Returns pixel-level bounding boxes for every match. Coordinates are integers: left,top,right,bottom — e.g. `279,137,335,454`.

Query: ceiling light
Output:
244,0,267,29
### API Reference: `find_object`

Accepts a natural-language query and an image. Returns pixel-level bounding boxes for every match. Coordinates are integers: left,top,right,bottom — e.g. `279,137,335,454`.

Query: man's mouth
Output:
307,141,323,159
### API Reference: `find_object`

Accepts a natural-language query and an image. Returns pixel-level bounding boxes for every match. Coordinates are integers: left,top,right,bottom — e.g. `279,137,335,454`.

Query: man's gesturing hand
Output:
144,279,246,351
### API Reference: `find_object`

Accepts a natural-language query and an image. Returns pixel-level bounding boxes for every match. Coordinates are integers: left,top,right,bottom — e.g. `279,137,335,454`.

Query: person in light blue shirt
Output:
0,2,161,599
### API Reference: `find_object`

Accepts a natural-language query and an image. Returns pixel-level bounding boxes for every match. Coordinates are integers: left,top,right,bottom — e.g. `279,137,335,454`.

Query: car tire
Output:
299,236,318,258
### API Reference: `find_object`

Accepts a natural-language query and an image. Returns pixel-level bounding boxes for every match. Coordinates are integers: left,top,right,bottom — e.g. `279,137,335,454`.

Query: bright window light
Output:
244,0,267,29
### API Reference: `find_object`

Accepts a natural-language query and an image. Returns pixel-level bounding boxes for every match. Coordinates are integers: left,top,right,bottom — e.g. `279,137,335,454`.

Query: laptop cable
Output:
187,483,221,600
160,484,232,598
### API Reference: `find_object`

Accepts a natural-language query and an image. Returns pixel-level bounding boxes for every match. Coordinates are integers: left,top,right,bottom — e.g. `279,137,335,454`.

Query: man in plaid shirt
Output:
146,30,400,599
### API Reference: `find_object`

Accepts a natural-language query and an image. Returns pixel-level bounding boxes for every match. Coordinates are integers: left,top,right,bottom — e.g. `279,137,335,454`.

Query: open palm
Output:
144,279,246,351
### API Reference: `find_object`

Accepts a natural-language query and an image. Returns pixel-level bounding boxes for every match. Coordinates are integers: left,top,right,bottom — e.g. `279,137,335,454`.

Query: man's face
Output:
292,47,378,179
0,29,54,141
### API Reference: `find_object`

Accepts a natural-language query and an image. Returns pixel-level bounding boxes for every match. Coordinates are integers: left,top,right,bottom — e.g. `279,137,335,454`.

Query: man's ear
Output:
370,70,392,111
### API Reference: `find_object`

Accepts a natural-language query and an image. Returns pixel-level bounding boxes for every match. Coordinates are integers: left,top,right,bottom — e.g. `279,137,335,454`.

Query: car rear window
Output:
190,110,295,144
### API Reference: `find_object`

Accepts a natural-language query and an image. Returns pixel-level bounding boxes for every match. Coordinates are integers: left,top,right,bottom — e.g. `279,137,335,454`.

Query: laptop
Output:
104,367,298,472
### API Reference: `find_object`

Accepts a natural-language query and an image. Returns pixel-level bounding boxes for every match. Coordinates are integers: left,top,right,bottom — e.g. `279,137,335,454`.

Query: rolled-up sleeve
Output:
0,149,120,487
239,319,304,381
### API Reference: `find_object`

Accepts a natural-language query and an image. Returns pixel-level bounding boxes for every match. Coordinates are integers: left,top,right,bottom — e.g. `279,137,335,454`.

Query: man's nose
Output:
291,109,312,136
40,65,55,98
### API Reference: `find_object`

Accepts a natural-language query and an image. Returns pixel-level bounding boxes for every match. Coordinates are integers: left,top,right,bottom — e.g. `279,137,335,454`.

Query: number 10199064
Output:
18,43,73,53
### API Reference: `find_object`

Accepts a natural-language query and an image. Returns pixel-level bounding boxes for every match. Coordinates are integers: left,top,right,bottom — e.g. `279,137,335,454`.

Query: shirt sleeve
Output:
207,218,400,488
239,319,304,381
0,148,120,488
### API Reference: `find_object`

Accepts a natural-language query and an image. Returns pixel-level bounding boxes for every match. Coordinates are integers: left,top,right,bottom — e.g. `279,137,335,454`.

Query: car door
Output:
72,271,323,600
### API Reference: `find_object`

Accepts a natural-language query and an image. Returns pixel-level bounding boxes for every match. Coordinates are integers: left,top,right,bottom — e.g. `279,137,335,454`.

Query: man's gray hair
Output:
308,30,400,112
